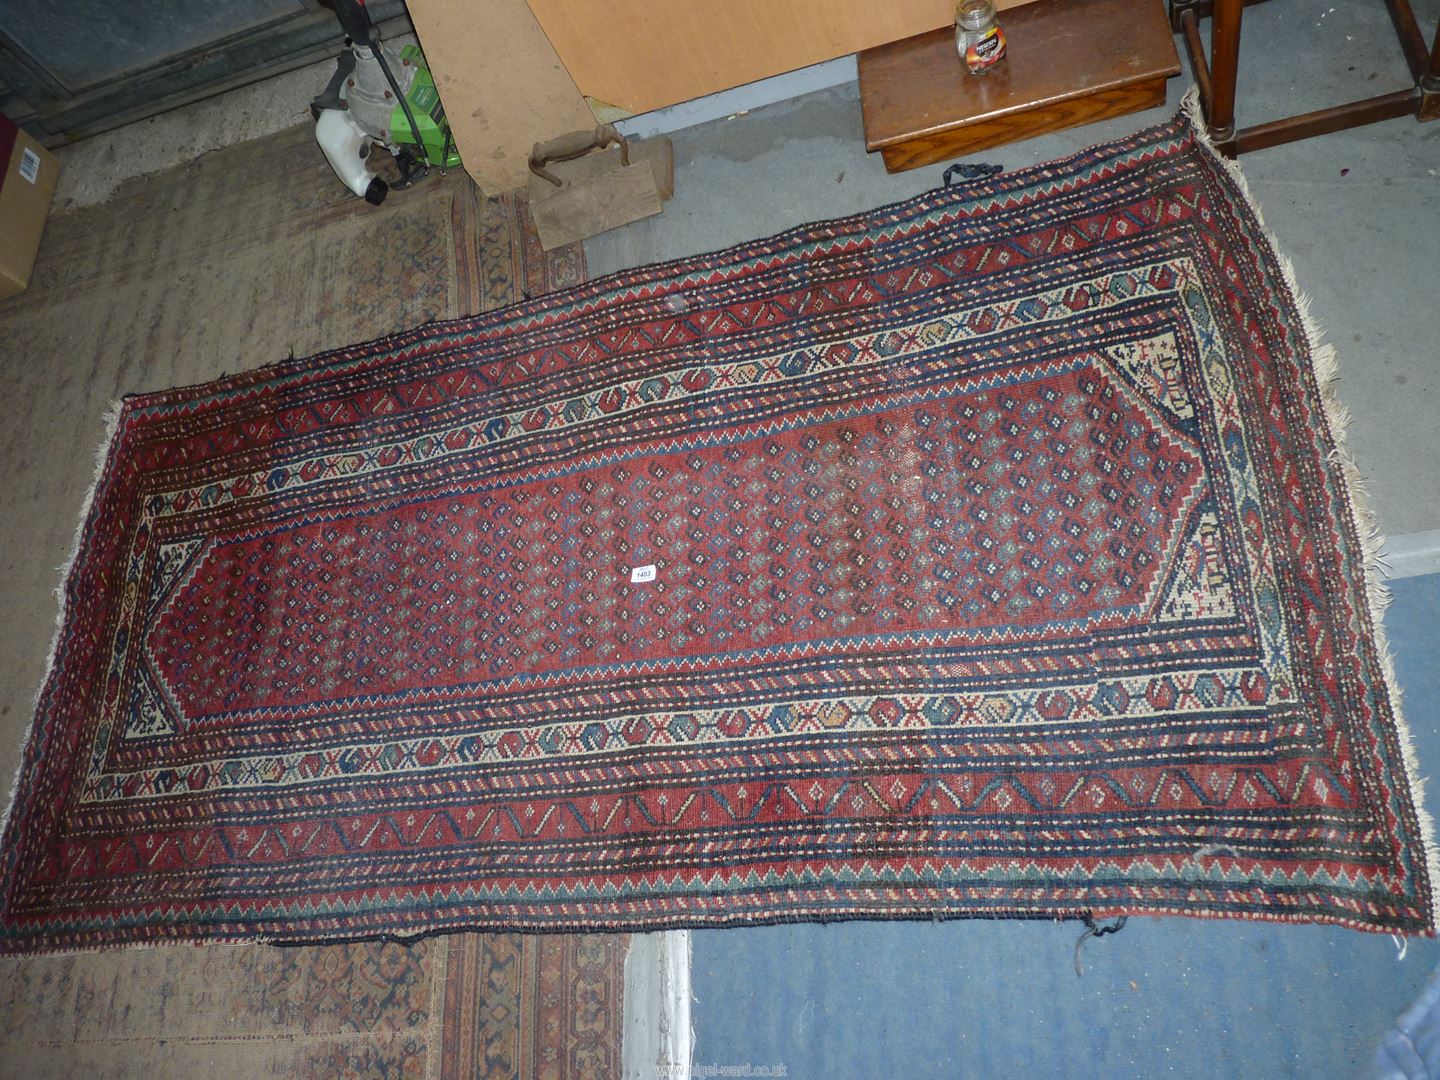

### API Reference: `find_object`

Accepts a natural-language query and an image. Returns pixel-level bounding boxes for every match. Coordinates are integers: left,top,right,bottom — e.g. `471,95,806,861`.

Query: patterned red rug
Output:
2,103,1432,952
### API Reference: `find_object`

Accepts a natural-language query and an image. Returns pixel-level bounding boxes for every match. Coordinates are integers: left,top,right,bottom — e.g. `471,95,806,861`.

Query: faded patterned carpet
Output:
0,125,618,1077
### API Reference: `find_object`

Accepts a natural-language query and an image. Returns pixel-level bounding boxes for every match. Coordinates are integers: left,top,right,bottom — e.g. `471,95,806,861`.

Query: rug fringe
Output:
1180,86,1440,936
0,399,130,847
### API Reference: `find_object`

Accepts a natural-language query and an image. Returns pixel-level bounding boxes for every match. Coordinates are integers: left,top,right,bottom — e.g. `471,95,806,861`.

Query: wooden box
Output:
860,0,1181,172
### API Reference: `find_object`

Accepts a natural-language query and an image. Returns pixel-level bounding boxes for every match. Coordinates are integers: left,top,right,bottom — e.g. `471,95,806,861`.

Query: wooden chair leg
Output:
1420,19,1440,120
1167,0,1272,35
1207,0,1244,149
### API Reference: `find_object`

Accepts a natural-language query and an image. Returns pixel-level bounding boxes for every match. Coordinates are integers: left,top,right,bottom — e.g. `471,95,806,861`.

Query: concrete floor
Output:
51,32,417,210
4,1,1439,1076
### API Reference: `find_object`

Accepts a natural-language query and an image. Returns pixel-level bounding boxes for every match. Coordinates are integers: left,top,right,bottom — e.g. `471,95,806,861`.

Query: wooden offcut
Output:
528,135,675,251
859,0,1181,172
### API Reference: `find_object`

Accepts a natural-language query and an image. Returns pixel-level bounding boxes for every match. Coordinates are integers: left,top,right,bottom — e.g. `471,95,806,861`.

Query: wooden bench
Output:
859,0,1181,172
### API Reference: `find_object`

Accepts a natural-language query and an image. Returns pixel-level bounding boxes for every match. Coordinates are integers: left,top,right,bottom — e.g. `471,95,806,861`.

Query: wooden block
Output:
860,0,1181,172
1420,86,1440,124
634,137,676,201
527,139,672,251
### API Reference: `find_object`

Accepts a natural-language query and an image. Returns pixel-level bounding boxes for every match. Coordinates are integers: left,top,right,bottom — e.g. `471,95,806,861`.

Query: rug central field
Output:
1,106,1432,952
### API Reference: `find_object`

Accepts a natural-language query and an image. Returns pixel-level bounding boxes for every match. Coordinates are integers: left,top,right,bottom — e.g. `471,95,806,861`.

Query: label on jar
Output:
965,27,1007,72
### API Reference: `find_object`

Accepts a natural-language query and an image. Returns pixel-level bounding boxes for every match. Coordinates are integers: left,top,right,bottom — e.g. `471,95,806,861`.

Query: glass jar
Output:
955,0,1007,75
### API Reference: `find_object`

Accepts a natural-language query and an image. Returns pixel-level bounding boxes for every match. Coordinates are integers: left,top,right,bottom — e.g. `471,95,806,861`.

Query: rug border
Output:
1178,87,1440,937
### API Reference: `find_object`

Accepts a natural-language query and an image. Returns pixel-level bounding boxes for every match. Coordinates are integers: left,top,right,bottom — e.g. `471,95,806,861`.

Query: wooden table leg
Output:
1421,19,1440,120
1208,0,1244,150
1177,7,1213,116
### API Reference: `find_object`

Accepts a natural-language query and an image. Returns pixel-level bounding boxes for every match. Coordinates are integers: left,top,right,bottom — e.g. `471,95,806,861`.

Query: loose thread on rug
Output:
943,162,1004,187
1074,912,1128,977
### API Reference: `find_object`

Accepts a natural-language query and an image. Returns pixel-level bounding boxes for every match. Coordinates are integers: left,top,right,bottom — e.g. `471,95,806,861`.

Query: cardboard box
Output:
0,114,60,301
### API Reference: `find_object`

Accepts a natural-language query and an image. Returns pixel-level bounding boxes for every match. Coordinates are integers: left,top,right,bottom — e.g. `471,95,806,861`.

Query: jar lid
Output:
957,0,996,30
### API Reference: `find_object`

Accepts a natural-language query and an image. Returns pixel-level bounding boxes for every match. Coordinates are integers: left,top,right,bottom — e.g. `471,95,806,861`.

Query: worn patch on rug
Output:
1,104,1431,952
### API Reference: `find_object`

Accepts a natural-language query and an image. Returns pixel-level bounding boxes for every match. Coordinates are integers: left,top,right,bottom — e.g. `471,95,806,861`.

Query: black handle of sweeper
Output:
320,0,428,176
326,0,377,47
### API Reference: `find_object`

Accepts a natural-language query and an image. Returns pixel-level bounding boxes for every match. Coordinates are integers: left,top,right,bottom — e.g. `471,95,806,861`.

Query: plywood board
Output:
526,0,1035,117
408,0,594,194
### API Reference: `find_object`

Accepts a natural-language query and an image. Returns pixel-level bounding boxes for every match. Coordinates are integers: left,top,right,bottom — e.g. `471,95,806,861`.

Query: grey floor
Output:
582,3,1440,1077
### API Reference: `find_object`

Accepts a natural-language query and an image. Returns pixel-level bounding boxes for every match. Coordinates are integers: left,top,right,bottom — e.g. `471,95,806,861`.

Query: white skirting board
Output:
1384,530,1440,580
622,930,693,1079
616,57,858,141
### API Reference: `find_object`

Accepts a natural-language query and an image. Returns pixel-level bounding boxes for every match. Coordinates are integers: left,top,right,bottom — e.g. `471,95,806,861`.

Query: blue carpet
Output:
691,573,1440,1079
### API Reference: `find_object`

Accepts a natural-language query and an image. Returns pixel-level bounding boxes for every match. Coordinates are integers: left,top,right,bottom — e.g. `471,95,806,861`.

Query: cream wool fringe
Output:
0,397,128,849
1180,86,1440,936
